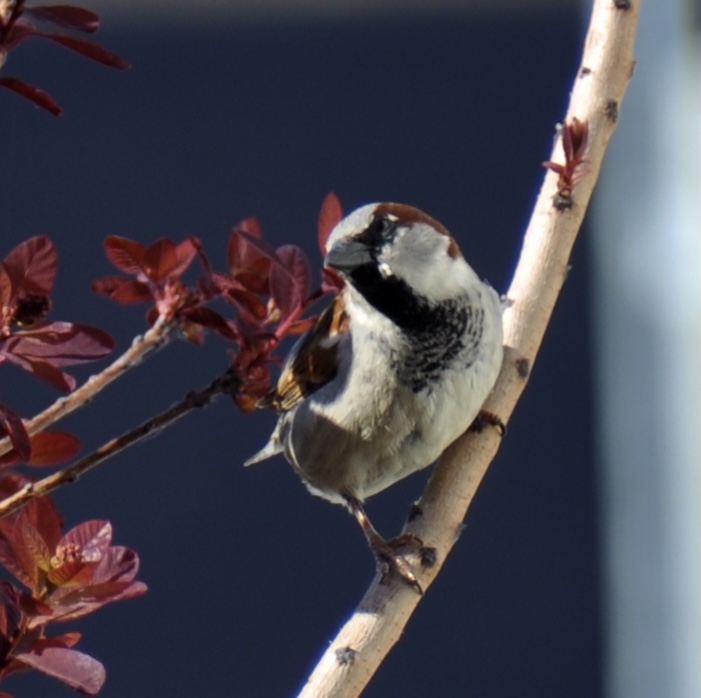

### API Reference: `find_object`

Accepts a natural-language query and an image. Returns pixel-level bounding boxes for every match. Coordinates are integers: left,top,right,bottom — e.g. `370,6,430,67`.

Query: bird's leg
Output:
470,409,506,436
344,495,431,594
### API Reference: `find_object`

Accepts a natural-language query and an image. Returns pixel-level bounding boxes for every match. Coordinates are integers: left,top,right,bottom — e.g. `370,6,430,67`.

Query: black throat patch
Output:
349,265,484,393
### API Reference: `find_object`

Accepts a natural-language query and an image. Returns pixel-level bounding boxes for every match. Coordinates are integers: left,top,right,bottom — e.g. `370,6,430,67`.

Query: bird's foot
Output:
369,532,436,594
345,495,436,594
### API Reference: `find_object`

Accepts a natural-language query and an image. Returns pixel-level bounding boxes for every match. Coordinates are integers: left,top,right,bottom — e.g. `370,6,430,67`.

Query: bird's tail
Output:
243,438,284,467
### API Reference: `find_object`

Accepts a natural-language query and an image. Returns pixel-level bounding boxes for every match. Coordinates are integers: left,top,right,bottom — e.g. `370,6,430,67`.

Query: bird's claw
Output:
370,532,435,594
345,495,436,594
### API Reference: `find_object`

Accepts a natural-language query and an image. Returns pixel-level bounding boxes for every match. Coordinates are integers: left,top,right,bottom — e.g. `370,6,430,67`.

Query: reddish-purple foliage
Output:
215,219,322,411
92,235,237,343
0,1,128,116
543,117,590,208
0,194,347,692
0,475,146,695
0,234,112,492
317,192,345,293
218,196,349,410
0,431,81,471
92,196,345,412
0,404,29,466
0,236,115,392
0,76,61,115
317,191,342,255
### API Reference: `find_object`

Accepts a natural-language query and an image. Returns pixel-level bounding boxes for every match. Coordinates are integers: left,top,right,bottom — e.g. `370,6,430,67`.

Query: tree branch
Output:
0,315,175,459
297,2,640,696
0,370,239,519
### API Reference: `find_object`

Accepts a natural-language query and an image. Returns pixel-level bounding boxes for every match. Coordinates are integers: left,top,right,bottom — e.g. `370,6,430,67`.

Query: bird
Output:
245,202,504,591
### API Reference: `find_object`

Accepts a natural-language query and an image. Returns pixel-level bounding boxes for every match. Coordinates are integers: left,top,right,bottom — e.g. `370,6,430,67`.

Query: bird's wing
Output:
273,294,349,412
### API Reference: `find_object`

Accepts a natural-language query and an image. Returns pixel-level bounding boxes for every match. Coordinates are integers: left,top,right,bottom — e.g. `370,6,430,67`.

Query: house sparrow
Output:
246,202,504,591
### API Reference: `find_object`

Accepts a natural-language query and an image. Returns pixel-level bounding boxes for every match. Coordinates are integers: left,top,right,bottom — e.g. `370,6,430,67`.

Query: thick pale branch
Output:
0,315,175,459
0,370,238,519
298,2,639,696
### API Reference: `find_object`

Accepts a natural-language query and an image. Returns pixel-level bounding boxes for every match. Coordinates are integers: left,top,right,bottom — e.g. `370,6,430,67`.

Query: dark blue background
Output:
1,7,600,697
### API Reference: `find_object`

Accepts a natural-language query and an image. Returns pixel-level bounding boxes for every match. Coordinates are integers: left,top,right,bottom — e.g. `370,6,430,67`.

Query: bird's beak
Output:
325,239,373,274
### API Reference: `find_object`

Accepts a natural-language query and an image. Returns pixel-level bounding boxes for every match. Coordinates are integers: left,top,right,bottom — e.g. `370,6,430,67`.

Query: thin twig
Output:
297,2,640,696
0,370,239,519
0,315,176,459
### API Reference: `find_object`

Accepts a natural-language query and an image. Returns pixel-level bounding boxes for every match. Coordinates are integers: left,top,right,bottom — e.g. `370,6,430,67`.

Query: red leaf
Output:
89,275,126,296
269,264,301,321
225,285,269,320
0,475,63,551
51,631,82,648
181,307,237,340
146,307,159,326
542,160,566,176
227,228,275,270
109,279,153,304
0,77,62,116
0,538,35,591
1,236,57,298
0,453,20,471
142,239,177,283
236,216,262,238
1,322,114,391
0,518,44,591
61,521,112,562
104,237,146,275
2,354,75,391
28,432,81,467
0,473,62,535
20,521,51,577
26,6,100,33
0,266,11,308
46,547,146,621
15,643,105,695
2,21,36,51
36,32,129,70
227,230,278,294
79,579,148,605
562,118,588,163
192,237,213,278
228,229,278,268
91,275,153,304
276,245,311,302
27,493,63,552
172,238,199,278
46,579,147,623
0,404,30,463
7,322,114,365
318,192,343,255
321,267,345,294
234,311,276,347
89,545,137,585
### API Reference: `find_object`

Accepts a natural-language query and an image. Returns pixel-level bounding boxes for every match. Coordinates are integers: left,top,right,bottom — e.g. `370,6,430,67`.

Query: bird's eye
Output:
367,215,396,243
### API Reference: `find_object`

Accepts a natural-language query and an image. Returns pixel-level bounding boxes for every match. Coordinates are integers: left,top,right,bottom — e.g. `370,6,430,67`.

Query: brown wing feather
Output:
272,294,349,412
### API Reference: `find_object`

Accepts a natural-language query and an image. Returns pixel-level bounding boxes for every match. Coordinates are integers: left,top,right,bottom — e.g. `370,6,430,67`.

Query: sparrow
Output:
245,202,504,591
